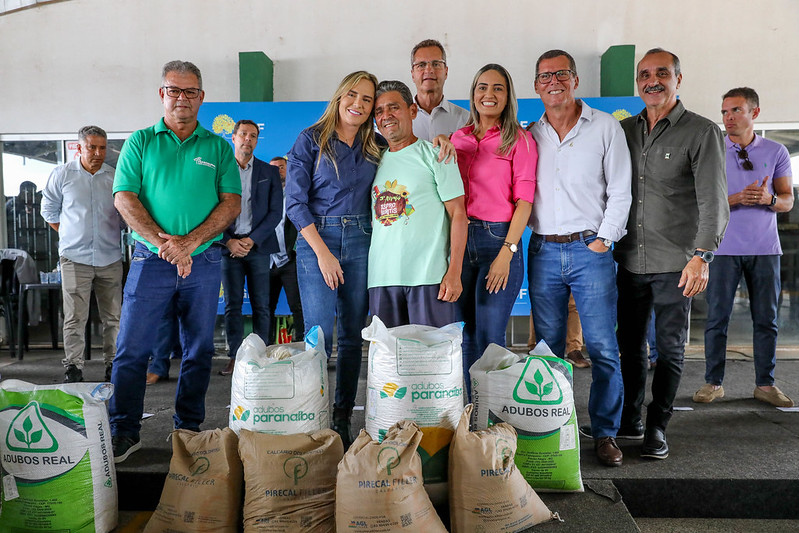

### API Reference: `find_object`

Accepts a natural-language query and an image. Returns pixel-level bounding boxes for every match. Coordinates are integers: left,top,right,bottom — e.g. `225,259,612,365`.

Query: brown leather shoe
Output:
218,358,236,376
145,373,167,385
595,436,623,467
566,350,591,368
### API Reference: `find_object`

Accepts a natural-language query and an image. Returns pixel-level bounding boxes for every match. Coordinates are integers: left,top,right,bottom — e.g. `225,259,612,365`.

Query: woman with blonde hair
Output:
285,71,383,446
451,63,537,397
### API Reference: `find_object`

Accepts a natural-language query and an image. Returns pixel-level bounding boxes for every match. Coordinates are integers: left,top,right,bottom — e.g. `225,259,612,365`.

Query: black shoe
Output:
332,406,353,449
641,427,669,459
64,365,84,383
112,434,141,463
579,423,644,441
105,364,113,382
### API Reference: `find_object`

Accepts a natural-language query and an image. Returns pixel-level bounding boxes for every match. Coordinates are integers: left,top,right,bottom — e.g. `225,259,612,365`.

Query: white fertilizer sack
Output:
362,316,464,495
0,380,117,533
229,327,328,435
470,342,583,492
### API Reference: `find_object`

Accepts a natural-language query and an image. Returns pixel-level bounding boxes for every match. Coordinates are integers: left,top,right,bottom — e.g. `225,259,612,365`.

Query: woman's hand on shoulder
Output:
432,134,457,164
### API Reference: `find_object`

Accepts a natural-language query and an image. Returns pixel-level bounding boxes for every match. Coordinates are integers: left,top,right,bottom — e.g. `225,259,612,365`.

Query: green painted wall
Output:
239,51,273,102
601,45,635,97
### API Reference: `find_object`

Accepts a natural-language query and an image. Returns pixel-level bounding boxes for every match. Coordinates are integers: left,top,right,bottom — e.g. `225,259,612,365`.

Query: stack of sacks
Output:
449,404,556,531
238,429,342,532
336,420,447,532
470,342,584,492
362,316,463,503
0,380,117,533
229,326,328,435
144,428,242,532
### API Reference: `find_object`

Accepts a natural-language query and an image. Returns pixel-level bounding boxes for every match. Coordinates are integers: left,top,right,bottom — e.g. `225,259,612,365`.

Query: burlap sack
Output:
238,428,342,532
144,428,242,533
449,404,554,532
336,420,447,532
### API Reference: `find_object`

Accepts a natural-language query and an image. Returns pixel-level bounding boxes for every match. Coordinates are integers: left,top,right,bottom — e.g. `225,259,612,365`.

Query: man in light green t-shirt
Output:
369,80,467,327
108,60,241,463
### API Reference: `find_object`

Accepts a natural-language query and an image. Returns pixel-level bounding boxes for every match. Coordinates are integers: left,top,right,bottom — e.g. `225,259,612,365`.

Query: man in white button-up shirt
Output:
526,50,632,467
410,39,470,141
42,125,123,383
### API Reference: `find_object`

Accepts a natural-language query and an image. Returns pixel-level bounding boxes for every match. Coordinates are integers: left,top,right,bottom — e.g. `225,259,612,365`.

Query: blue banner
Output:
201,96,643,316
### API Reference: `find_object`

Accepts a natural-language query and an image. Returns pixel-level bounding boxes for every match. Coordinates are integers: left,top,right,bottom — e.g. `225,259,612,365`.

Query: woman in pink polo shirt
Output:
451,63,537,397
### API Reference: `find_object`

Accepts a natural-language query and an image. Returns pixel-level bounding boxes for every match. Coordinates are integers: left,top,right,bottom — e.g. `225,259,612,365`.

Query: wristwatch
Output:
601,238,613,248
770,194,778,206
694,249,714,263
503,242,518,253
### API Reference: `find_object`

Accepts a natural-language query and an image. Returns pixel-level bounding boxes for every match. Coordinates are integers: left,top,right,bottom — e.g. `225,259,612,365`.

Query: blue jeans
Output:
109,242,222,436
456,220,523,397
147,309,181,378
528,233,623,438
295,215,370,411
704,255,780,387
617,267,690,432
221,248,272,357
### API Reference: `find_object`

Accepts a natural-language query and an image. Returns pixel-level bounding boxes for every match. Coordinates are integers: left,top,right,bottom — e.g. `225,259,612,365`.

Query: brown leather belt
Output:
542,231,596,243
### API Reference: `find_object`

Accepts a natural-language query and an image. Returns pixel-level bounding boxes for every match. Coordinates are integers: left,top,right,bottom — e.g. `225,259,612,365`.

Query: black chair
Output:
0,258,18,357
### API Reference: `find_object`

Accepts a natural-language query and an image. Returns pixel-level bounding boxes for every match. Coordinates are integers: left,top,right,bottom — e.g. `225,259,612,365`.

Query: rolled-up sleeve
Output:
597,121,633,242
285,129,317,231
692,124,729,251
511,130,537,204
40,167,63,224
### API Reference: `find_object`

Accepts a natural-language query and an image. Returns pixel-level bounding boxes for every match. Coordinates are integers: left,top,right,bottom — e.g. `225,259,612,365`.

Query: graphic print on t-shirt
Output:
373,179,415,226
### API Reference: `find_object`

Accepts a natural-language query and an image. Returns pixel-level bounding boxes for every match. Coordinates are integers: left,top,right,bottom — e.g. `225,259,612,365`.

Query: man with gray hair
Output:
369,80,467,326
109,60,241,462
42,125,122,384
615,48,728,460
410,38,469,141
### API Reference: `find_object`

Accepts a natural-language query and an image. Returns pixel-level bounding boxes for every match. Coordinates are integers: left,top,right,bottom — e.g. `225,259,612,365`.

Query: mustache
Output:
644,84,665,93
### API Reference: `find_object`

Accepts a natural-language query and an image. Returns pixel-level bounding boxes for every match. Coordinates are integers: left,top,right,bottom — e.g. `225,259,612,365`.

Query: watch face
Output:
509,243,518,253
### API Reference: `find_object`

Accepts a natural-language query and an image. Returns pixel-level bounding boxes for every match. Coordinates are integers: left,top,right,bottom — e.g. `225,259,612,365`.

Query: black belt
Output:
542,231,595,243
231,233,250,239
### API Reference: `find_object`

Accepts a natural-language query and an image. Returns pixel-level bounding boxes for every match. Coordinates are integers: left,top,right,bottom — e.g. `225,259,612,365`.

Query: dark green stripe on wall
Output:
239,51,273,102
601,45,634,97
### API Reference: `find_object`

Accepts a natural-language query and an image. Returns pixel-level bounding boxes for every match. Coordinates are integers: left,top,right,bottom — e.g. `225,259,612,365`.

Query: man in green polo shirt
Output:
108,60,241,463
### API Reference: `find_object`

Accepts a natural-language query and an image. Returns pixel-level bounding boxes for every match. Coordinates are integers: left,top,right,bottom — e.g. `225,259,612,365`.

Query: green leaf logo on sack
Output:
1,400,90,481
488,357,574,436
495,437,513,462
6,402,57,452
513,358,564,405
189,457,210,476
283,456,308,485
378,382,407,400
377,447,401,475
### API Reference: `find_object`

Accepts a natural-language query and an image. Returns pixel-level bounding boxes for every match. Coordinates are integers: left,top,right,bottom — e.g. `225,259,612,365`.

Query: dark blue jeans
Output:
456,219,523,397
528,233,623,438
704,255,780,387
221,248,272,357
109,242,222,436
147,309,181,378
295,214,370,411
616,267,691,432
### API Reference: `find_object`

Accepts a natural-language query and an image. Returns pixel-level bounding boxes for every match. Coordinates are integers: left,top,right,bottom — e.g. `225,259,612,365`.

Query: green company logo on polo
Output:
6,402,58,452
512,358,564,405
283,456,308,485
377,447,400,475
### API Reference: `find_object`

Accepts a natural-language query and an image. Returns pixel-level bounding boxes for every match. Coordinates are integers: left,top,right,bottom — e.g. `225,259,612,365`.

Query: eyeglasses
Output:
737,149,754,171
535,69,574,84
412,60,446,71
162,86,202,99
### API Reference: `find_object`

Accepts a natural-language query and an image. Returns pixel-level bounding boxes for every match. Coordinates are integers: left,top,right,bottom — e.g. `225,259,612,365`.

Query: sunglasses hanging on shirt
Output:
737,148,754,171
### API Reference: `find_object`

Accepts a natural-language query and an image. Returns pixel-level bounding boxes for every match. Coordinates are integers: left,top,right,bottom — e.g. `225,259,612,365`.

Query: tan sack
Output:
238,428,342,532
144,428,243,533
449,404,554,532
336,420,447,532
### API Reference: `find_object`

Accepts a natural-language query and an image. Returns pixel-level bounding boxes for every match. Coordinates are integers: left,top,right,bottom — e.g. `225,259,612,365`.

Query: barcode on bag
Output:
401,512,412,527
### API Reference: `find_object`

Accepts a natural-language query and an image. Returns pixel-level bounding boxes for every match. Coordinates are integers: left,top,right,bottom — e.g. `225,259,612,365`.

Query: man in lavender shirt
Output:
694,87,794,407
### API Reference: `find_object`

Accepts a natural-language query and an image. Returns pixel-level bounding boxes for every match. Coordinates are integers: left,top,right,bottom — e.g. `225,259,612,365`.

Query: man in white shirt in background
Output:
410,38,470,141
42,125,122,383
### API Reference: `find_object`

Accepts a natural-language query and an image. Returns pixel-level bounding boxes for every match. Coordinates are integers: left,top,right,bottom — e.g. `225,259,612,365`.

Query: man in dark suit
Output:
268,156,305,344
219,119,283,375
